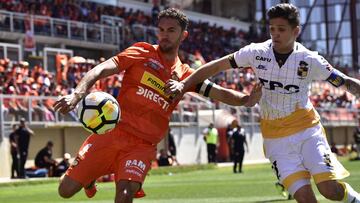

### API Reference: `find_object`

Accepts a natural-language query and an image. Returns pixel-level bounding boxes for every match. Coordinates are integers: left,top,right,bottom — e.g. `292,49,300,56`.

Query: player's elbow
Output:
244,98,257,107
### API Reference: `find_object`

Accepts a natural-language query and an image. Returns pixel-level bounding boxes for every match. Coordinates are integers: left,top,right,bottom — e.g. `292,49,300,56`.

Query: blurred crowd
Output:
0,0,257,62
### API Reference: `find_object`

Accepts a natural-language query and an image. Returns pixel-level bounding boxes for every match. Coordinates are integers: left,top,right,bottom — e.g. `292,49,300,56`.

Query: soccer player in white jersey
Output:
165,3,360,203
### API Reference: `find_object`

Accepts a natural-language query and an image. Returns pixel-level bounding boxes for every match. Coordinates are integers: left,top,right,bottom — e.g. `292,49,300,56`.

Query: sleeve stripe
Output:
228,54,239,69
203,81,213,97
200,80,210,95
111,57,120,68
196,79,213,97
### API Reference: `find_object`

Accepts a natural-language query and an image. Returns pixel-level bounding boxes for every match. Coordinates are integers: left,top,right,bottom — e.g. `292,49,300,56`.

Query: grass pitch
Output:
0,159,359,203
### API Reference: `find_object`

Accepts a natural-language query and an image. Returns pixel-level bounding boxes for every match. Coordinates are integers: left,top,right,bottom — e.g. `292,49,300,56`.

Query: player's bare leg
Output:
293,184,317,203
316,180,344,201
115,180,141,203
58,175,83,198
317,180,360,202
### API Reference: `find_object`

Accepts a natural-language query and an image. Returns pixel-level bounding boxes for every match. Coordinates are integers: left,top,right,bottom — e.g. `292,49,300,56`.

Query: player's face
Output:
157,18,188,53
269,17,300,53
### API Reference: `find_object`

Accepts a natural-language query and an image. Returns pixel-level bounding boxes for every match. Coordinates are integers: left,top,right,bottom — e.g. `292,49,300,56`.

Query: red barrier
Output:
217,127,230,162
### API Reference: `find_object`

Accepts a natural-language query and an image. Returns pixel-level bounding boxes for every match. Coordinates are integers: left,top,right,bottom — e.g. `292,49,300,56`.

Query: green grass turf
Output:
0,159,359,203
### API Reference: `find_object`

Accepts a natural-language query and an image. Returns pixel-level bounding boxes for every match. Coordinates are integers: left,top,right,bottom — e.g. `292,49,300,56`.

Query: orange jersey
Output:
111,42,193,144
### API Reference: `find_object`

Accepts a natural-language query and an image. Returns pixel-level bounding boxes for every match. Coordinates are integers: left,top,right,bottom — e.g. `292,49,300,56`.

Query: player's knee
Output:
115,181,140,202
317,181,344,201
293,185,317,203
115,187,133,203
294,195,311,203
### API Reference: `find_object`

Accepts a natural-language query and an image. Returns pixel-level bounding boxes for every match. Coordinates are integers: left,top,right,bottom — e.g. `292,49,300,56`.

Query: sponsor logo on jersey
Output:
136,86,170,111
255,56,271,62
259,77,300,94
144,58,164,71
297,61,309,79
140,71,166,96
125,159,146,172
256,65,267,70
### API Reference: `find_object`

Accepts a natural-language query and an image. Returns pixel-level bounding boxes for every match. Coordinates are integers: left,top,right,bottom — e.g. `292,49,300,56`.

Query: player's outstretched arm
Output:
344,76,360,98
165,54,233,100
208,83,262,107
53,58,120,114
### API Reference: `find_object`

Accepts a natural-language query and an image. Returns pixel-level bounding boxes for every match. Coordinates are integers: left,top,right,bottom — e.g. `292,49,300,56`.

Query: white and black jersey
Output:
230,40,346,138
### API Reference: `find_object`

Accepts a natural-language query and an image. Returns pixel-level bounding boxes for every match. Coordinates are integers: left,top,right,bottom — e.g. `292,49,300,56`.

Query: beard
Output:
159,35,182,53
159,43,176,53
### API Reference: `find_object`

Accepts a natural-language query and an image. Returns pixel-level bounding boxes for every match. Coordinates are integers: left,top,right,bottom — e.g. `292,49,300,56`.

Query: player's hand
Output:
53,93,81,114
164,79,185,101
244,83,262,107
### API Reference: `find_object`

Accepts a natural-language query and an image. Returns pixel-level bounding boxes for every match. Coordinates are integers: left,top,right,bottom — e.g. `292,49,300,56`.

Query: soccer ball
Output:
77,91,120,134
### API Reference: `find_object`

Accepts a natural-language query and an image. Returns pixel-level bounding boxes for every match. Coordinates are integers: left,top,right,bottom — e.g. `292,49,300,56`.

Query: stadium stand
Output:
0,0,253,61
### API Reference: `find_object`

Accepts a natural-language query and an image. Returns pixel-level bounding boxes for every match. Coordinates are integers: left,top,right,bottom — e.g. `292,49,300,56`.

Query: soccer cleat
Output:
134,188,146,198
84,181,97,198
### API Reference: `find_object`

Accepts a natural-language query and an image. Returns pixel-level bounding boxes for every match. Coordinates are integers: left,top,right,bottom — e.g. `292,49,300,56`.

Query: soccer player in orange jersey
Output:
54,8,262,203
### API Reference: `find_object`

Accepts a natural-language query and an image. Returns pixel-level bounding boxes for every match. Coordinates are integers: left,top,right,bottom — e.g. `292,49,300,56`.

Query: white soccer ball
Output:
77,91,120,134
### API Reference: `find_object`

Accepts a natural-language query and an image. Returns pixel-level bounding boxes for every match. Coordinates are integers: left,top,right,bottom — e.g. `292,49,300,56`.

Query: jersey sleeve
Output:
310,54,346,87
232,43,254,68
112,43,150,72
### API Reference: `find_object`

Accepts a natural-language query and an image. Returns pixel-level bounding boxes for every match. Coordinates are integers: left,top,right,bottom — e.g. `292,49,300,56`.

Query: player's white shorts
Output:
264,123,349,195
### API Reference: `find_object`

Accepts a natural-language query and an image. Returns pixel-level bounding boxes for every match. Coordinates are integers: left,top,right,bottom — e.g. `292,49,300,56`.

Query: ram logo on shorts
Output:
125,159,146,172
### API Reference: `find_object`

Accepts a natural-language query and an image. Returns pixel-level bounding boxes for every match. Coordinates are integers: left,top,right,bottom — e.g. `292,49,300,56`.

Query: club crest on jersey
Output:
144,59,164,71
297,61,309,79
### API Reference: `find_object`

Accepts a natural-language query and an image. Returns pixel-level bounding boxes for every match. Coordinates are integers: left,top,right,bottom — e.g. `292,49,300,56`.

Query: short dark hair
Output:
267,3,300,28
158,8,189,31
